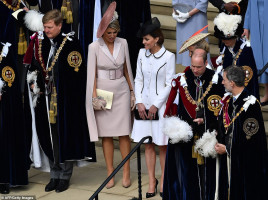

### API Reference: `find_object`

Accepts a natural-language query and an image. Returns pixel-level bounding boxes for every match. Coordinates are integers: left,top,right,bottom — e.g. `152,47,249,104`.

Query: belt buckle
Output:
109,69,116,80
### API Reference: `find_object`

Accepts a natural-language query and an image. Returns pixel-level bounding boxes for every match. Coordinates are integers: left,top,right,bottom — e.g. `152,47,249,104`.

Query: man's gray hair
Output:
224,65,245,87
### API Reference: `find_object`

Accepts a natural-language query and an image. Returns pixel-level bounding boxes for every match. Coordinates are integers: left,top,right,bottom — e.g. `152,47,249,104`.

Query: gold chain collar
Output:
183,75,213,108
0,46,3,64
223,98,244,129
38,36,68,80
222,44,244,66
1,0,21,11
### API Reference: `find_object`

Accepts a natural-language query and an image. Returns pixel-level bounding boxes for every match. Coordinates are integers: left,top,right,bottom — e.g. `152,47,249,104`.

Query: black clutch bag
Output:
134,109,159,120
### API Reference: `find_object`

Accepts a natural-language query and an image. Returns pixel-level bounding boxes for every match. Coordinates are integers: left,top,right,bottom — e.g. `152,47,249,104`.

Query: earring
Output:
154,43,157,47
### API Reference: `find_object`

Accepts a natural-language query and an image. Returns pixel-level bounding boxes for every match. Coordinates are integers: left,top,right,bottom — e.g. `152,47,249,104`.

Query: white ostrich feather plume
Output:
0,78,5,95
162,117,193,144
27,71,40,108
195,130,218,158
111,11,118,23
214,12,242,37
24,10,44,32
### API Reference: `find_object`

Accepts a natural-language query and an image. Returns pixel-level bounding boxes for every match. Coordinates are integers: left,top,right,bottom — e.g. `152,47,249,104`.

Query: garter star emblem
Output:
243,118,259,140
207,95,222,116
67,51,82,72
242,66,253,86
2,66,15,87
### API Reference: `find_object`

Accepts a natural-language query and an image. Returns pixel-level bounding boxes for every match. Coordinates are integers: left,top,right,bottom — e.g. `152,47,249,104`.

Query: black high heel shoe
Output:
160,192,163,197
146,179,158,198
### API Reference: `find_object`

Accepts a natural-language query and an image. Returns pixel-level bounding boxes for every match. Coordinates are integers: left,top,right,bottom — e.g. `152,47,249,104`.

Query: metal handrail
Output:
89,136,152,200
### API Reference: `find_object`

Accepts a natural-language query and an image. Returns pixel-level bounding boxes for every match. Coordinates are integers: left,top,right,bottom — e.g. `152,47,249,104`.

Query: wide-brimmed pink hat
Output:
97,1,117,38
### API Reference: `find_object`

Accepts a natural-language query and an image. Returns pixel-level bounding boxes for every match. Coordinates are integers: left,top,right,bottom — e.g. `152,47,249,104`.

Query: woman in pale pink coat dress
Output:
85,2,135,189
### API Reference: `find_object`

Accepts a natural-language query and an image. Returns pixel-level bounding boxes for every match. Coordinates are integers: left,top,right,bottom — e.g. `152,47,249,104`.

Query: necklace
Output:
38,36,67,80
1,0,21,11
183,75,213,111
223,98,244,130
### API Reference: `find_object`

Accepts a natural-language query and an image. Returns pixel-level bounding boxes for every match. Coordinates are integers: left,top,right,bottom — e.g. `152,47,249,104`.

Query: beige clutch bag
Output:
96,89,114,109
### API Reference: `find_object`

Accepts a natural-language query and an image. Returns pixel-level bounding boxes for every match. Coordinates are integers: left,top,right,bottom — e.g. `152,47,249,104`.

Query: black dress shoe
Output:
0,184,10,194
55,179,69,193
146,179,158,198
45,179,59,192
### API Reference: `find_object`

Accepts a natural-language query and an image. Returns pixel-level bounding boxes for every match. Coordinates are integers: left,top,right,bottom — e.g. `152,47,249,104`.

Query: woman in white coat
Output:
131,17,175,198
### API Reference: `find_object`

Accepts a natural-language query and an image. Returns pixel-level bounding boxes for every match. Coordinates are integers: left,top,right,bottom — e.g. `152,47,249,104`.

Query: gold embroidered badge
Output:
207,95,222,116
2,66,15,87
67,51,82,72
243,118,259,140
242,66,253,86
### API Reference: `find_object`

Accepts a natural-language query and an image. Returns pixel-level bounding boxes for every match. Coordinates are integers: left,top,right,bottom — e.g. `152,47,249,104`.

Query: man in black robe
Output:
163,48,225,200
24,9,96,193
0,42,28,194
215,66,267,199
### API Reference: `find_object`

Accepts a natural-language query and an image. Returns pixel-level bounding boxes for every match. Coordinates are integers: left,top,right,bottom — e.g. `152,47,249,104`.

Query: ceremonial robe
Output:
163,68,225,200
24,32,96,165
217,90,268,199
220,39,259,99
0,43,28,185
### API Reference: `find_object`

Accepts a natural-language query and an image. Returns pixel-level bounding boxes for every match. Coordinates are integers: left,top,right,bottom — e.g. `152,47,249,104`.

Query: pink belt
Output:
97,67,124,80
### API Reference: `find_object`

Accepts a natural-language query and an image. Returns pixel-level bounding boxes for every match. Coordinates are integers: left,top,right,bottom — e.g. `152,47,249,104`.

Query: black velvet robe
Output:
163,68,225,200
217,89,268,200
221,39,259,99
0,43,28,185
24,32,96,163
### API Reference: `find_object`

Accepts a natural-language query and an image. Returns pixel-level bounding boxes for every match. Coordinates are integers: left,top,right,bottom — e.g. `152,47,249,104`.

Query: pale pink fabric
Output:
86,37,134,141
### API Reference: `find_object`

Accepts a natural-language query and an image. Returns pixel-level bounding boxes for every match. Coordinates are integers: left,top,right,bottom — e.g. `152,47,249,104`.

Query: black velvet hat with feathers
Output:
137,17,161,38
214,12,243,40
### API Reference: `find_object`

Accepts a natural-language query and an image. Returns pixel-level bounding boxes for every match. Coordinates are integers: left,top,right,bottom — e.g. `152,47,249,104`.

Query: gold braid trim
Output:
38,36,68,80
0,46,3,63
183,75,213,106
1,0,21,11
233,48,243,66
223,98,244,129
221,45,243,66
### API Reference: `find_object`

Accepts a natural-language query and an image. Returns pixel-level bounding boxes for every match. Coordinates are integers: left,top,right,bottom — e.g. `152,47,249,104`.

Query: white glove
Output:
172,12,187,23
176,10,190,20
216,55,223,65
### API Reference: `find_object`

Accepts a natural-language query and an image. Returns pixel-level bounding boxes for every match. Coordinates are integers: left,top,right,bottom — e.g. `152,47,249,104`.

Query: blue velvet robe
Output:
24,32,96,163
221,39,259,99
163,68,225,200
0,43,28,186
217,90,268,199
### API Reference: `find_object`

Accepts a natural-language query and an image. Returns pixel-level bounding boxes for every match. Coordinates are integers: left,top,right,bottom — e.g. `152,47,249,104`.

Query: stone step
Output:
262,104,268,120
164,39,219,57
150,0,219,17
263,121,268,146
152,13,219,45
